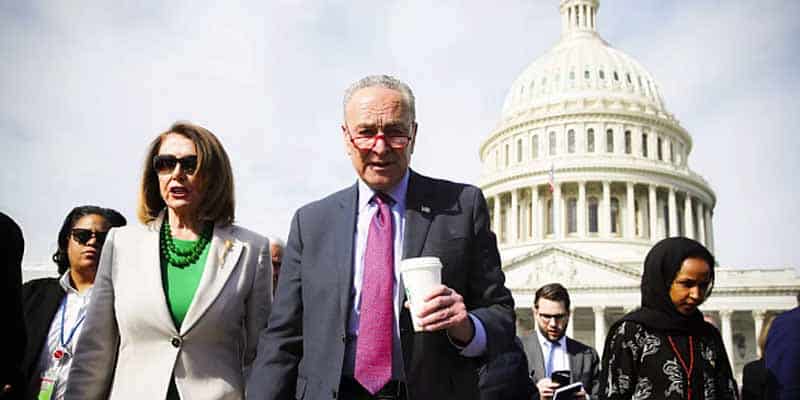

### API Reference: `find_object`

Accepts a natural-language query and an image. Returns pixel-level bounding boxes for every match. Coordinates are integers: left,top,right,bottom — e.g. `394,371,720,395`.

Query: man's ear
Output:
342,124,352,156
409,121,418,154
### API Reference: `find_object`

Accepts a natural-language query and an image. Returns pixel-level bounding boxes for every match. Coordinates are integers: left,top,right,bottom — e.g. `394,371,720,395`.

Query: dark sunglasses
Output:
152,155,198,175
71,228,109,245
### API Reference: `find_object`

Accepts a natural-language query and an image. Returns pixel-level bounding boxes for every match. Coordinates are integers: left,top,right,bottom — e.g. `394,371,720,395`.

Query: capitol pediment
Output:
503,245,641,289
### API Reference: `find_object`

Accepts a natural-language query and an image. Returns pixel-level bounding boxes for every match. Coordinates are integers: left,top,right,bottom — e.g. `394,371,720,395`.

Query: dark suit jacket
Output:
765,307,800,400
20,278,65,400
0,212,25,400
478,336,534,400
741,358,777,400
520,333,600,399
247,171,515,400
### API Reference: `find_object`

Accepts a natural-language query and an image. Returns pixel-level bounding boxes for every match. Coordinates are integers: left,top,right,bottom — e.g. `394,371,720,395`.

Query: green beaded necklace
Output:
160,218,213,268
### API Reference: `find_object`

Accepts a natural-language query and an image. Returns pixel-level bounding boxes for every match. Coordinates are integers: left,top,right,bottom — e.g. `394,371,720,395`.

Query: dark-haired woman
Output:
599,237,739,400
66,122,272,400
20,206,125,400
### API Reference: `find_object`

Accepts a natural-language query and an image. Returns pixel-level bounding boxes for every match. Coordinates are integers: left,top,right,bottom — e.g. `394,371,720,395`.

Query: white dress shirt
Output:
33,273,92,400
343,171,487,381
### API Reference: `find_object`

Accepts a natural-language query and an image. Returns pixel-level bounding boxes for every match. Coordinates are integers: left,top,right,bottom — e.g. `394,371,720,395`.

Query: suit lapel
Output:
530,336,546,382
180,225,243,335
566,338,584,382
402,171,433,259
337,184,358,327
142,216,179,333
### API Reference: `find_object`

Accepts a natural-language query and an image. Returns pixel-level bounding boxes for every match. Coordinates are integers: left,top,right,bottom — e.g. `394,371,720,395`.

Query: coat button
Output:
171,336,182,348
340,334,346,343
332,389,337,398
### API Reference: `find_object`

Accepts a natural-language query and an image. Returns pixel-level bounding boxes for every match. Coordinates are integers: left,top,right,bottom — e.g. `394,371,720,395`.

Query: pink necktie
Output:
355,193,395,394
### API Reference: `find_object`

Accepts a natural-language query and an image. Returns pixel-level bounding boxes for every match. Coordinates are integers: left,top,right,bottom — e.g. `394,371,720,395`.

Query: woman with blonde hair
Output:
741,314,776,400
66,122,272,400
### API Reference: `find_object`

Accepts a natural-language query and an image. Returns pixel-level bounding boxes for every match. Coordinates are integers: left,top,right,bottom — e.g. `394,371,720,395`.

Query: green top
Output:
162,236,211,328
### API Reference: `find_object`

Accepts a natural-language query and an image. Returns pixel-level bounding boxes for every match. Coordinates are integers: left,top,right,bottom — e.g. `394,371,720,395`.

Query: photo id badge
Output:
37,370,57,400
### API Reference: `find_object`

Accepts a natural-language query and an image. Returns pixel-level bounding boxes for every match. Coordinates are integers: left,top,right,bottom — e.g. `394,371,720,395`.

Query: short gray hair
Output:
342,74,416,122
267,236,285,249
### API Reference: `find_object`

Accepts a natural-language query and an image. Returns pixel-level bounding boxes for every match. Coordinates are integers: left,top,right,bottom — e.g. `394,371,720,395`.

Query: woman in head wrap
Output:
599,237,738,400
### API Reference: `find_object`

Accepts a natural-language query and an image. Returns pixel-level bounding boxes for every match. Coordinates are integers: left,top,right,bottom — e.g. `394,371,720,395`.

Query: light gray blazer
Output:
65,215,272,400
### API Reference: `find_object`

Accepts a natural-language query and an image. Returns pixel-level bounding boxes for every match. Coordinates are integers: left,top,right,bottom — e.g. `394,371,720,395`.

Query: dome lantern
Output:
560,0,600,39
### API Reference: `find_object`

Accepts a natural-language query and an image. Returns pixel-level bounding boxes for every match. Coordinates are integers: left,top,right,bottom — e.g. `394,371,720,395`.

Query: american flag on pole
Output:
548,163,555,192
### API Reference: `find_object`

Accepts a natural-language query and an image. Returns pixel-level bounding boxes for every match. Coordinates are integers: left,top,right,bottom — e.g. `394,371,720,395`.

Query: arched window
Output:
606,129,614,153
504,143,510,166
642,133,648,158
625,131,632,154
531,135,539,159
567,198,577,233
613,71,619,81
599,69,605,80
588,197,599,233
545,199,553,235
587,129,595,153
517,138,523,163
570,70,575,80
568,130,576,153
549,131,556,155
584,70,590,79
634,200,641,236
610,197,620,234
495,148,500,169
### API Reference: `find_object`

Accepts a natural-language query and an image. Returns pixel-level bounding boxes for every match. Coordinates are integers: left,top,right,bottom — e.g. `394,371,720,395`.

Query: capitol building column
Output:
668,187,678,237
649,184,658,241
696,202,707,245
577,181,587,237
492,194,501,238
532,185,540,240
593,306,607,358
706,209,715,253
626,182,636,239
554,182,563,239
601,181,611,237
511,189,519,244
752,310,767,357
684,194,695,240
720,309,734,370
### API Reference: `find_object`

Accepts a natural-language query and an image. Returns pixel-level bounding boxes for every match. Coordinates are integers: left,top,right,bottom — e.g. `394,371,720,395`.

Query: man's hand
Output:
536,378,560,400
415,285,473,342
574,388,588,399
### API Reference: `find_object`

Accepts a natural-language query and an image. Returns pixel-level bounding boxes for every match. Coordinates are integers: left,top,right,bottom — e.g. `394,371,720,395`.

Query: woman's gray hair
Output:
342,75,416,121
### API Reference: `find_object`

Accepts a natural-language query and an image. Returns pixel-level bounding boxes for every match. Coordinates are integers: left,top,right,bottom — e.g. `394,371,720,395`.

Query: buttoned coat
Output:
520,333,600,399
246,171,515,400
64,215,272,400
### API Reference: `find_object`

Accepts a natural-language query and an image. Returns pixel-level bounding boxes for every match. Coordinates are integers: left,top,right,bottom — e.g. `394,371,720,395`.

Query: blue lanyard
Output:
59,294,86,348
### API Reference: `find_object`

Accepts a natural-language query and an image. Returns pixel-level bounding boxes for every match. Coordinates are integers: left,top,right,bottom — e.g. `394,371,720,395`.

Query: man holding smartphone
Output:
521,283,599,399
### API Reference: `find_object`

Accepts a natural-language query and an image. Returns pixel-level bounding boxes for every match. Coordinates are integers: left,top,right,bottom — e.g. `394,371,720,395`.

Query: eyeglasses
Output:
152,155,198,175
71,228,109,245
537,313,568,322
347,131,412,151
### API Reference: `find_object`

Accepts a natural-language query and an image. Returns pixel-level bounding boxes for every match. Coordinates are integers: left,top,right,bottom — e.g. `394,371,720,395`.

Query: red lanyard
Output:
667,336,694,400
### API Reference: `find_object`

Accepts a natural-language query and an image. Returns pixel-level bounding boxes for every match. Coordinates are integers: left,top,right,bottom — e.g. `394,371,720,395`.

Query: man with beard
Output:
521,283,599,400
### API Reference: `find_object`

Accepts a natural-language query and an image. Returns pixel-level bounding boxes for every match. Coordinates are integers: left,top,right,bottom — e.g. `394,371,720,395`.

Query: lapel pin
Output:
421,206,430,213
219,239,233,266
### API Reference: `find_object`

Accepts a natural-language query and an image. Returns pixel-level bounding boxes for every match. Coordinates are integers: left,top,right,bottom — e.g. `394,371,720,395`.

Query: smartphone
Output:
550,370,571,387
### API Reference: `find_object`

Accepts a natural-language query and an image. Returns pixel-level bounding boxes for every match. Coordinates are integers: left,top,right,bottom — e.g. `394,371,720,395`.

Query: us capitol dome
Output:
479,0,800,378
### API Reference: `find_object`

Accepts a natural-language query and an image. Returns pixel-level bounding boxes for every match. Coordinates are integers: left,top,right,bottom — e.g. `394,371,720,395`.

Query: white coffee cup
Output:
400,257,443,332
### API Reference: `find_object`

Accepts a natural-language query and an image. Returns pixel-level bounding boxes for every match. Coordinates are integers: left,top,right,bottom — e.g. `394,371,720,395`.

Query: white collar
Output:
357,169,410,212
59,271,92,297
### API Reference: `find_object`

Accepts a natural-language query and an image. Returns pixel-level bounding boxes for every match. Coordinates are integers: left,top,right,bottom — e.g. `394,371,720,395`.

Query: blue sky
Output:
2,1,799,272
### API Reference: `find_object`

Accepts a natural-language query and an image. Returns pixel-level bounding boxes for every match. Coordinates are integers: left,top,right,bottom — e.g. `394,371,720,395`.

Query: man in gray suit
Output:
247,75,515,400
521,283,599,400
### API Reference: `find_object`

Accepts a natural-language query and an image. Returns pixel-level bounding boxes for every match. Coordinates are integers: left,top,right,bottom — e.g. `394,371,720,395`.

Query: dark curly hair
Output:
52,205,127,274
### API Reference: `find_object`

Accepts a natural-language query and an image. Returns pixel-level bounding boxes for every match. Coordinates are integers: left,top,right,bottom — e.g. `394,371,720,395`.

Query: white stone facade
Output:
480,0,800,378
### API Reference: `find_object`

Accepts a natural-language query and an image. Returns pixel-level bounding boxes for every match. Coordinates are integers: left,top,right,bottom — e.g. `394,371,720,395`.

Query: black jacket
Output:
20,278,66,400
